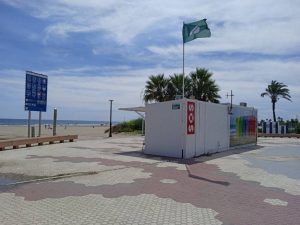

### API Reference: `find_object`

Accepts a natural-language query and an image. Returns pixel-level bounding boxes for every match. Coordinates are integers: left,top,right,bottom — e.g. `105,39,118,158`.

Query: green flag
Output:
182,19,211,43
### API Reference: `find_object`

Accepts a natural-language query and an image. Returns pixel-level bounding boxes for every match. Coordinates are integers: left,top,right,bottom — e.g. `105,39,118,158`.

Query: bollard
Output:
31,126,35,137
109,100,113,137
53,108,57,136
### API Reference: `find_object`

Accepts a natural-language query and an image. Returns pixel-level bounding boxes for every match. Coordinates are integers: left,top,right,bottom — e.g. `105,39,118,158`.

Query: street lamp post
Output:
109,100,113,137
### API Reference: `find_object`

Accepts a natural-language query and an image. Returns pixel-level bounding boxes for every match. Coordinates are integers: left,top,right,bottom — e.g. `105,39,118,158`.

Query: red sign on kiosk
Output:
187,101,195,135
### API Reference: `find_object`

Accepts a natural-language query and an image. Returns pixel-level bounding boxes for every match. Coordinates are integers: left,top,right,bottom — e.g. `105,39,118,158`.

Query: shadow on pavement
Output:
115,144,264,165
186,165,230,186
115,145,264,186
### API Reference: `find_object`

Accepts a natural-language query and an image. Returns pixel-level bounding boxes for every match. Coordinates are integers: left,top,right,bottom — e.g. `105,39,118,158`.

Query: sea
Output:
0,118,117,126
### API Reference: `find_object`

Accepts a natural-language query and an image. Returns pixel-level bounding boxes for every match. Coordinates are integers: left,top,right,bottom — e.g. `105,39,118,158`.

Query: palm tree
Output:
167,73,192,100
143,74,169,102
189,68,220,103
261,80,291,122
143,68,221,103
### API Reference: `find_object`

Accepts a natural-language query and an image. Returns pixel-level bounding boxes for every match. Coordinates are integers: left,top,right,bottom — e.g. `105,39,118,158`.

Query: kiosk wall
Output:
144,99,257,159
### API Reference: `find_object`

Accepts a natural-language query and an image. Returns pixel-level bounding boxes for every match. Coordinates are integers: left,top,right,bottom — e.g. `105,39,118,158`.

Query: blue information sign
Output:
25,71,48,112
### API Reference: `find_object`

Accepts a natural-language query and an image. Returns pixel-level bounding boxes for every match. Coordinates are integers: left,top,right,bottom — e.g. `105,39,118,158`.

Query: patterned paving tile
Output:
0,137,300,225
0,193,222,225
1,157,300,225
264,198,288,206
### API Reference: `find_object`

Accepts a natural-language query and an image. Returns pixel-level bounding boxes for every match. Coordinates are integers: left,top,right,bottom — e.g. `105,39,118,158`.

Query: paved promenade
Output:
0,137,299,225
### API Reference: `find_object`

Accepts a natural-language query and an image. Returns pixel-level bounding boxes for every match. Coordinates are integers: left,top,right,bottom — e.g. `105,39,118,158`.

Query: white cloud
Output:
0,56,299,121
0,67,159,120
1,0,299,121
4,0,300,52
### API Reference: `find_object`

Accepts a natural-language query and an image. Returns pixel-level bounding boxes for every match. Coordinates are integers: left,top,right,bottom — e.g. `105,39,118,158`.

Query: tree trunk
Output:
272,101,276,122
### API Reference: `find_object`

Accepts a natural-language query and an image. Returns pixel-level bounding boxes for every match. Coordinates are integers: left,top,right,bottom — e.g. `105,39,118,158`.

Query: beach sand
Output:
0,125,131,140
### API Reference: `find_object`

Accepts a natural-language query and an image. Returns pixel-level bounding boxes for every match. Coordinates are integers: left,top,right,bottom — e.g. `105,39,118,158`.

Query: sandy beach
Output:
0,125,130,140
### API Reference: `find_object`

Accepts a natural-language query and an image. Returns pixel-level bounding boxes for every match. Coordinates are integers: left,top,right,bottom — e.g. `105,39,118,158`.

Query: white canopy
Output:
118,106,146,118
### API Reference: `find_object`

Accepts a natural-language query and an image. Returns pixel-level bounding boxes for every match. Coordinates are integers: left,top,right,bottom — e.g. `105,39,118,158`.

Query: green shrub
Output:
296,124,300,134
105,118,143,133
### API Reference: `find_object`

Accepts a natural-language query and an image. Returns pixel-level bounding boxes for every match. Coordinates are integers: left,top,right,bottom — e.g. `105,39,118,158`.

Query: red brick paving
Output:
2,155,300,225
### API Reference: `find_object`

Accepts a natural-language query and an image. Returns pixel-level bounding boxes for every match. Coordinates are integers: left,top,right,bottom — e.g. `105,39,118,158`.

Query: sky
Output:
0,0,299,122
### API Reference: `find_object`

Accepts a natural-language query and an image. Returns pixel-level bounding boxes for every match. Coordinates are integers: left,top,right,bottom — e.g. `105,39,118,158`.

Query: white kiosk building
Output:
144,99,257,159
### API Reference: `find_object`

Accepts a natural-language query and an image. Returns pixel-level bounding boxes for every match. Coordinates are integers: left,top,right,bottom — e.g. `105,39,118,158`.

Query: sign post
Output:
38,111,42,137
25,71,48,137
27,111,31,138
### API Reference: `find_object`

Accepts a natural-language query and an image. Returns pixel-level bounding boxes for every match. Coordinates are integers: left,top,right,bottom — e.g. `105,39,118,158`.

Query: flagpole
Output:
182,19,211,99
182,22,185,98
